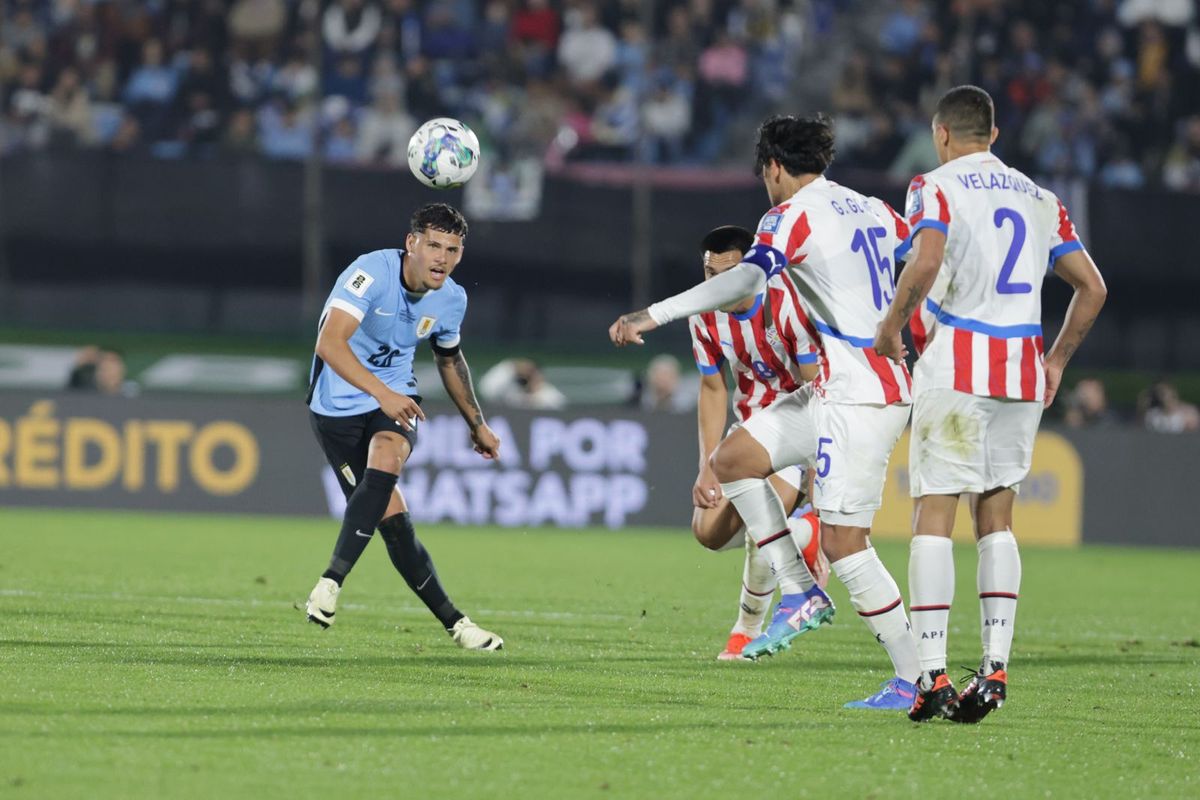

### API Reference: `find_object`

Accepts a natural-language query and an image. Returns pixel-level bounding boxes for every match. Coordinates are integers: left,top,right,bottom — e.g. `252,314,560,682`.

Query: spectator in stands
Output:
1065,378,1120,429
1163,115,1200,191
46,67,95,149
511,0,560,77
557,3,617,86
1139,382,1200,433
123,38,180,138
640,354,695,414
323,0,383,56
356,90,415,166
640,73,691,163
479,359,567,410
67,347,136,397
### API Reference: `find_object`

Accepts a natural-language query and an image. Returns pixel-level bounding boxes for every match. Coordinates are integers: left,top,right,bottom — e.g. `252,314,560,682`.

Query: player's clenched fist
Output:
609,309,659,347
470,423,502,460
376,390,426,431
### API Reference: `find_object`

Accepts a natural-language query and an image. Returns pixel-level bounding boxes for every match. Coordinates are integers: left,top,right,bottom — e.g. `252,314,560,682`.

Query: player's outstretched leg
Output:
307,467,398,627
719,535,775,660
378,512,503,651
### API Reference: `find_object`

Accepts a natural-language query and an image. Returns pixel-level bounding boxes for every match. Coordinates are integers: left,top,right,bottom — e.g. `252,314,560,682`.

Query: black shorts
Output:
309,405,420,500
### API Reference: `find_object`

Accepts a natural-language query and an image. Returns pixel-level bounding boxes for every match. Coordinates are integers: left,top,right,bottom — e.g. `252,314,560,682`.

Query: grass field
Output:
2,509,1198,799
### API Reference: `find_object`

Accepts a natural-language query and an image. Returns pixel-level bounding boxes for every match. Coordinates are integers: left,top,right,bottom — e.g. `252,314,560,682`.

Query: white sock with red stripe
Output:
720,478,816,594
978,530,1021,667
908,535,955,672
831,547,920,684
732,538,775,636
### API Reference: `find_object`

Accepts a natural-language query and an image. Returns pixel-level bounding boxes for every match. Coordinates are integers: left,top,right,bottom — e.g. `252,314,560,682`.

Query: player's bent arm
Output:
316,308,397,401
879,228,946,337
434,348,487,431
1044,248,1107,406
696,372,728,470
693,371,728,508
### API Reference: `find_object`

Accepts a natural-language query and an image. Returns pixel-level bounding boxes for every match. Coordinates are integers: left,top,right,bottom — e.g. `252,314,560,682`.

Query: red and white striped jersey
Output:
904,151,1084,401
740,176,912,406
688,272,819,423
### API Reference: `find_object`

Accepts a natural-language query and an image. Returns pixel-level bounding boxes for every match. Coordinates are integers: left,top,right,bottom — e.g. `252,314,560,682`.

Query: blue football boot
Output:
843,677,917,710
740,585,835,660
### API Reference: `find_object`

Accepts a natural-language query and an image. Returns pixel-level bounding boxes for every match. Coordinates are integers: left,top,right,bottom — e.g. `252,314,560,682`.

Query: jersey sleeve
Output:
1046,192,1085,268
870,197,913,262
326,252,390,322
432,288,467,350
740,206,802,279
905,174,951,240
689,314,725,375
770,274,819,366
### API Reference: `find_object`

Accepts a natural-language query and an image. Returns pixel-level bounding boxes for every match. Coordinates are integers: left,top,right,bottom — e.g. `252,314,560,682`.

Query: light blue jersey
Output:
307,249,468,416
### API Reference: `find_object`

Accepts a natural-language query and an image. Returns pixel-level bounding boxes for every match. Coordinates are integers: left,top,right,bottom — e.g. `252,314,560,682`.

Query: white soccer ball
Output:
407,117,481,189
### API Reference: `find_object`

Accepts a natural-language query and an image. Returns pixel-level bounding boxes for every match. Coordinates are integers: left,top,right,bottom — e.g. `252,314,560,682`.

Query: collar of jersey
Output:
731,293,763,321
787,175,829,202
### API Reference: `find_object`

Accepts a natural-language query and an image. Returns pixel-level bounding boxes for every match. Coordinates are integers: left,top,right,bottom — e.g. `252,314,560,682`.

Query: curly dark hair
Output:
934,85,994,141
754,114,836,178
411,203,468,239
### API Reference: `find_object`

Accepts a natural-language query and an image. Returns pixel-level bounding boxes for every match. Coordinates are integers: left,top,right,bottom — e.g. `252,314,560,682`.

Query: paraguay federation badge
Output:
416,316,437,338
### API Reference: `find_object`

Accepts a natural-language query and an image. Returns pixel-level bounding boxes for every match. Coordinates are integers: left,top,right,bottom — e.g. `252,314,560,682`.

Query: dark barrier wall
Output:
0,392,1194,547
5,154,1195,366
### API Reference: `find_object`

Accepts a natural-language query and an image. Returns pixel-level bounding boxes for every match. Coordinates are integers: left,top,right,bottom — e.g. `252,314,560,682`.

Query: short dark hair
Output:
411,203,468,239
754,114,836,178
701,225,754,255
934,85,994,141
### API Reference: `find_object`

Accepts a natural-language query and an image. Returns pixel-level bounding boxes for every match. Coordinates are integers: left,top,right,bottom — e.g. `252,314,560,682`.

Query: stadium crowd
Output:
2,0,1199,189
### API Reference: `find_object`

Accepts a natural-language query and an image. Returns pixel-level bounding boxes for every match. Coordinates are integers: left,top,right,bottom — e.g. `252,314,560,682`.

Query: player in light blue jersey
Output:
304,203,505,651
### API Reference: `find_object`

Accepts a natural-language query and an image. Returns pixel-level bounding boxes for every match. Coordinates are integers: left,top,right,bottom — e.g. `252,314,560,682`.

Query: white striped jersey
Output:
904,151,1083,401
739,176,913,406
688,272,819,423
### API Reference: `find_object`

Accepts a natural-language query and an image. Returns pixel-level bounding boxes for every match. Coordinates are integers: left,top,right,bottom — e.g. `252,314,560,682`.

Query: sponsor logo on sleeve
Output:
759,214,782,234
344,268,375,298
416,316,437,339
906,188,924,218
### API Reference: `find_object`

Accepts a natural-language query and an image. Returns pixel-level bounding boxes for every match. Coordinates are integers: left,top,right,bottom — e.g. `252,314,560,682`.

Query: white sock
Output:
908,535,955,673
978,530,1021,668
831,547,920,684
732,537,776,636
720,478,815,594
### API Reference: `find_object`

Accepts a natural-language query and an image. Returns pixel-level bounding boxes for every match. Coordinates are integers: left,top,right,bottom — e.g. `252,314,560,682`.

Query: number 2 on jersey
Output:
993,207,1031,294
851,227,894,310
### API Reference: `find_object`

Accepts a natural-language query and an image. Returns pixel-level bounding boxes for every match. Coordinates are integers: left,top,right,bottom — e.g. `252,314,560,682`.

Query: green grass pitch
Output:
1,508,1197,799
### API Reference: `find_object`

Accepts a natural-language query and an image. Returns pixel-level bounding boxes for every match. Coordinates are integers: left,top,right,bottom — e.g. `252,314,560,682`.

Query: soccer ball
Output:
407,117,481,189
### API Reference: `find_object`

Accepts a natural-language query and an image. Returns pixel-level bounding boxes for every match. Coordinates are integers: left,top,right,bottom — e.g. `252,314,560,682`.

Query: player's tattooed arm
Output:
1044,248,1107,408
609,309,659,347
436,350,501,459
874,228,947,364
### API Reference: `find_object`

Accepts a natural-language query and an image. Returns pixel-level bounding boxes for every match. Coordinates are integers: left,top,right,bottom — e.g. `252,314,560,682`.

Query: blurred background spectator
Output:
1139,381,1200,433
479,358,568,410
0,0,1197,187
66,347,137,397
639,353,695,413
1064,378,1120,429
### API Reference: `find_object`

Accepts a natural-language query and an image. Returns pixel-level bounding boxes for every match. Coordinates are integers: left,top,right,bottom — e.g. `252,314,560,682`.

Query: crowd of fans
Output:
3,0,1200,189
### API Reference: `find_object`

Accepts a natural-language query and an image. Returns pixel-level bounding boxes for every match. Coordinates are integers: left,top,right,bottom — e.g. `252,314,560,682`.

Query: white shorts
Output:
740,384,819,477
909,388,1043,497
812,399,910,527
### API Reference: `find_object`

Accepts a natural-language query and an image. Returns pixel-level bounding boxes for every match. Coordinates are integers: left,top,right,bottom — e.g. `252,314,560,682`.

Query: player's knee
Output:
709,443,743,483
692,520,724,551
